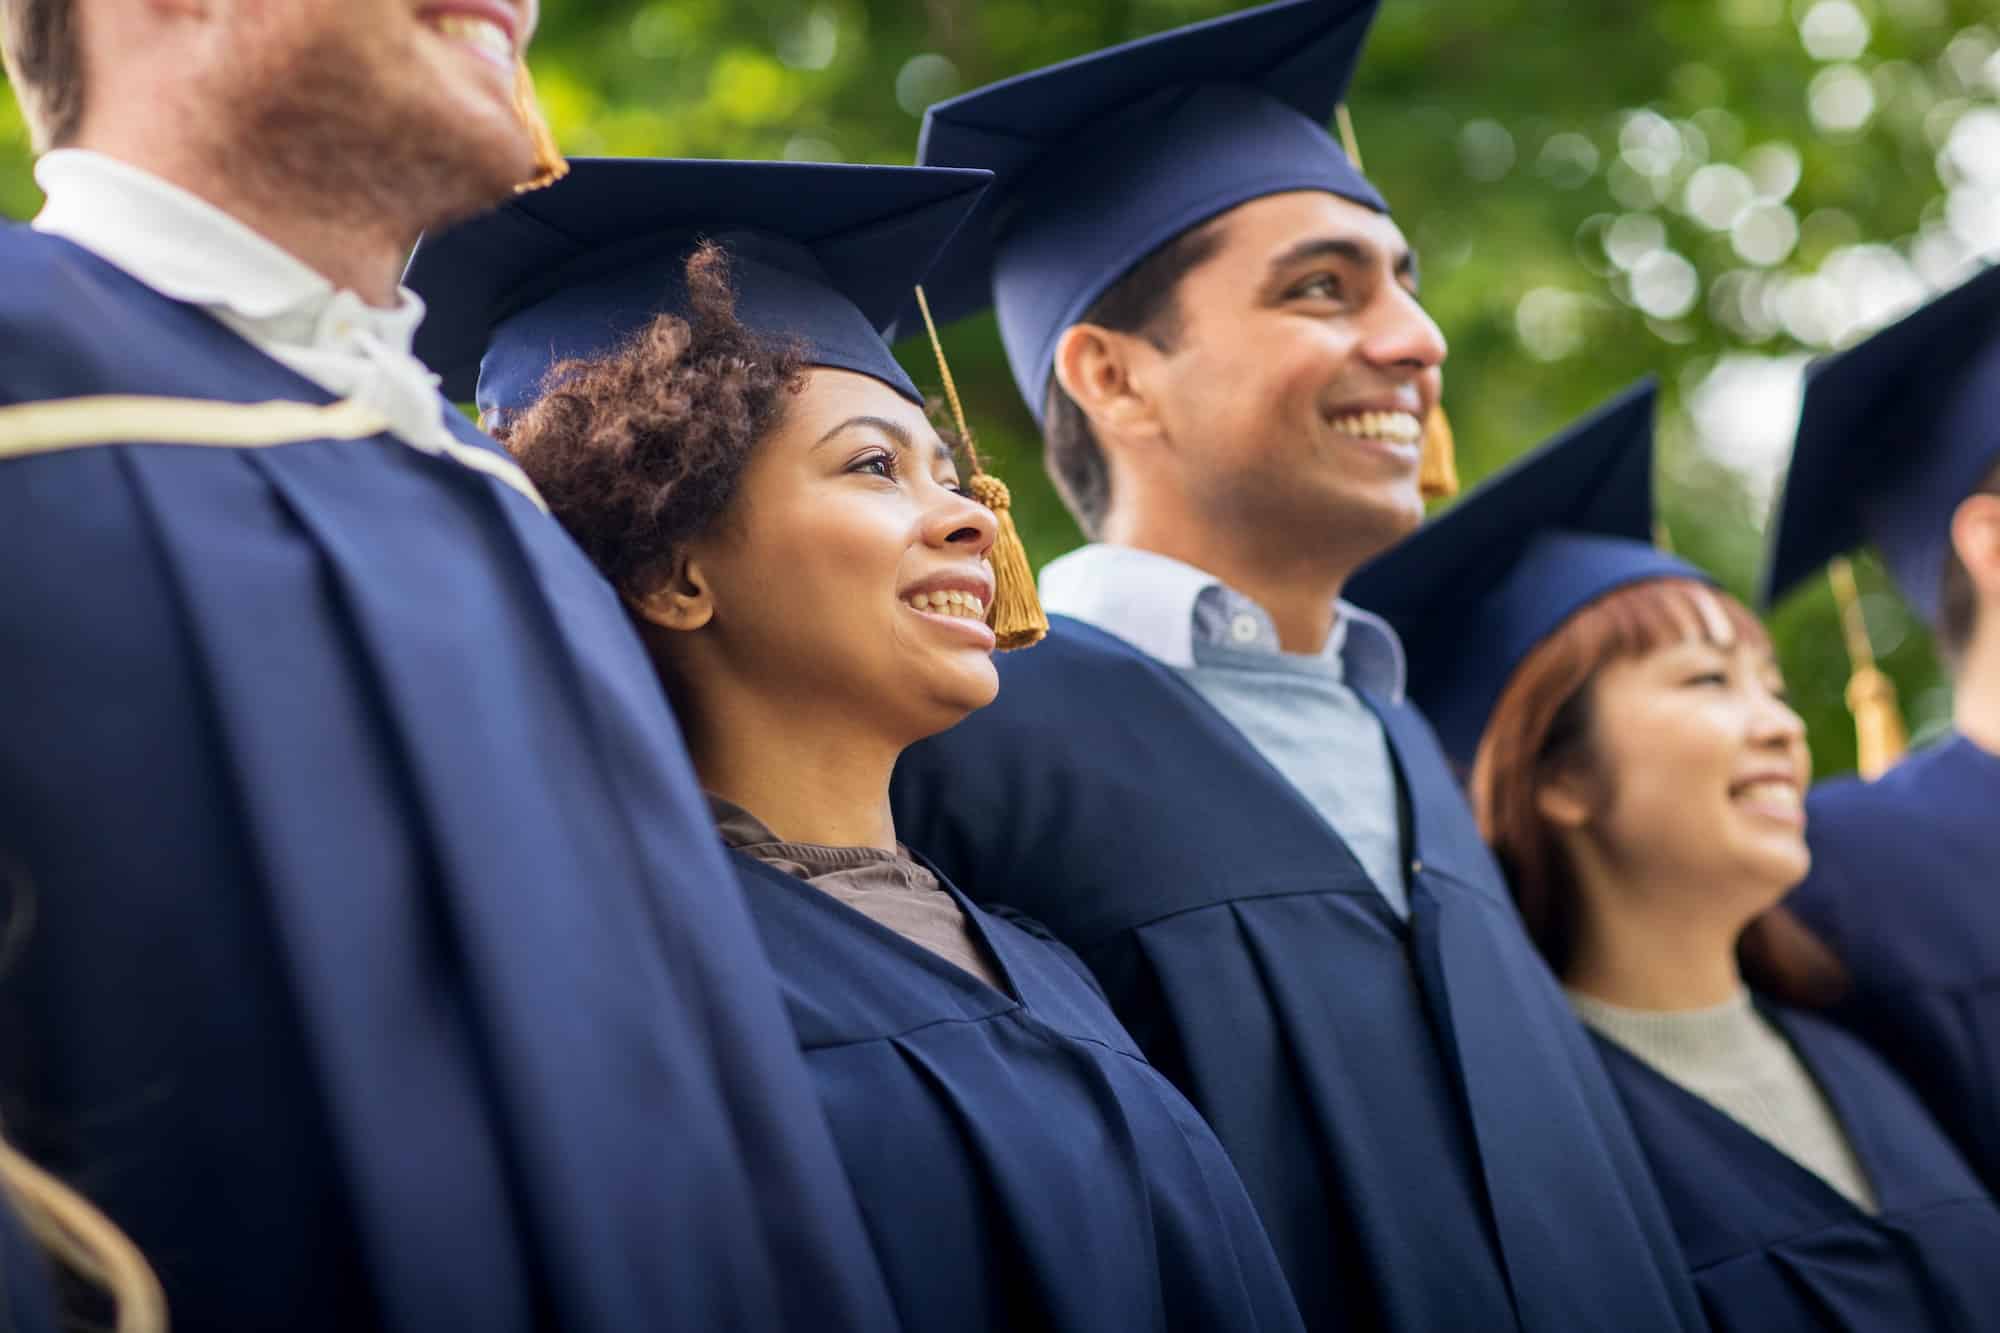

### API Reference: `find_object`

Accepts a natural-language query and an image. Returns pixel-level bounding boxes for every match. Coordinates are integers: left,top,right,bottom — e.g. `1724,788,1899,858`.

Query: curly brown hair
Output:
494,242,808,601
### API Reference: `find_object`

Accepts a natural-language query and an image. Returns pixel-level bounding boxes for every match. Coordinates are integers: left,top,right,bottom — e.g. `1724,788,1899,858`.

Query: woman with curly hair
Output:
407,158,1306,1333
1350,383,2000,1333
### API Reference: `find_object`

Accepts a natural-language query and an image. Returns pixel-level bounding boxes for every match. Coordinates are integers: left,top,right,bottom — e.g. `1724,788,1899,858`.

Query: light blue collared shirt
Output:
1040,544,1411,916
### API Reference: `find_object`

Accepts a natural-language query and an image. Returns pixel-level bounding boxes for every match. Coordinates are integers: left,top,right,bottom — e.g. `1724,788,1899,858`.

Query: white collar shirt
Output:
1037,542,1407,702
31,148,462,455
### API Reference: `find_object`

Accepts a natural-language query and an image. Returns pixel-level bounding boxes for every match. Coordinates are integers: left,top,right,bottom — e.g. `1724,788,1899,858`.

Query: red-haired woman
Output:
1350,384,2000,1332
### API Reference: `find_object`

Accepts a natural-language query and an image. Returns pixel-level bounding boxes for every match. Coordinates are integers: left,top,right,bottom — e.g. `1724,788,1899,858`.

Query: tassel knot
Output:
1418,404,1459,500
913,285,1049,651
512,60,570,194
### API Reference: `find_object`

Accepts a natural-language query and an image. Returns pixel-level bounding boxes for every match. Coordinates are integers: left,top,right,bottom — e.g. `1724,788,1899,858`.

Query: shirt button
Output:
1229,613,1261,644
1410,859,1424,876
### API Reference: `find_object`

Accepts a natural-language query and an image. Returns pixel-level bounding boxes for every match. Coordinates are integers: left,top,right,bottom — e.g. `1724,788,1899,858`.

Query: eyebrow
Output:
814,415,957,469
1268,236,1421,288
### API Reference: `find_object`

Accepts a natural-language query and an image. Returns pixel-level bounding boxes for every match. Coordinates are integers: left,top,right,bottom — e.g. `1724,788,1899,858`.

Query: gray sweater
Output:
1571,989,1878,1212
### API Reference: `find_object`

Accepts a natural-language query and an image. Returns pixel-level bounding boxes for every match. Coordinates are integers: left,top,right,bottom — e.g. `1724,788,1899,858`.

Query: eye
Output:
1288,273,1344,301
1683,671,1729,688
848,449,899,480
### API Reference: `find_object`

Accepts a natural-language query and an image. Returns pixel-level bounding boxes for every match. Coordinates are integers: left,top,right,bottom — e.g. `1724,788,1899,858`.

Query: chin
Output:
910,664,1000,740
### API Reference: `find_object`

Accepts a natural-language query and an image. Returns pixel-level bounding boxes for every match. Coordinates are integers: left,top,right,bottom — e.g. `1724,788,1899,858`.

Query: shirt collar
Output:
1038,543,1406,700
31,148,428,355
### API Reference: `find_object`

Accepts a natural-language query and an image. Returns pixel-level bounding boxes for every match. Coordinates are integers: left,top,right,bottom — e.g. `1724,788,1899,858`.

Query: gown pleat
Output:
892,614,1704,1332
1790,736,2000,1193
1597,1006,2000,1331
733,848,1306,1333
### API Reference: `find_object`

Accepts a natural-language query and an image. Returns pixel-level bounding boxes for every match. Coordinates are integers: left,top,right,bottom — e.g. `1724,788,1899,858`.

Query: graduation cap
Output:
907,0,1386,425
405,157,995,415
404,157,1047,648
1760,263,2000,776
1762,262,2000,624
1346,380,1703,766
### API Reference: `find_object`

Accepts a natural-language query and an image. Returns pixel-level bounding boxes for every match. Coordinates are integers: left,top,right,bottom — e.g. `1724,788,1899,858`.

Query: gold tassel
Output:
513,59,570,194
1339,105,1458,502
1828,556,1907,780
913,285,1048,650
1419,404,1459,500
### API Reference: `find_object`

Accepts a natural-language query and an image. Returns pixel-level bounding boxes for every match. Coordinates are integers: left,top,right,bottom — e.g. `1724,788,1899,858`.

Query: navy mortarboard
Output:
1763,261,2000,624
407,157,995,417
1348,379,1697,767
406,157,1050,649
908,0,1384,419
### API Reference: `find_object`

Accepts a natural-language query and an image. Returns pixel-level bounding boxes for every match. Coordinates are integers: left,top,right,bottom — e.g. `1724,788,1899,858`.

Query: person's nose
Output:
1748,682,1810,770
925,482,997,558
1359,285,1448,377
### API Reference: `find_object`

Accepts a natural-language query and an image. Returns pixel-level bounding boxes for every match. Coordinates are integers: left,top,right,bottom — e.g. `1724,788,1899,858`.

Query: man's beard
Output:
221,26,533,246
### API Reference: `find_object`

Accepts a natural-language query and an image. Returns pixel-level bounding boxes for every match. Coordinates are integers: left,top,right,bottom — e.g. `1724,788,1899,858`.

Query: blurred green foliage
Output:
4,0,1997,776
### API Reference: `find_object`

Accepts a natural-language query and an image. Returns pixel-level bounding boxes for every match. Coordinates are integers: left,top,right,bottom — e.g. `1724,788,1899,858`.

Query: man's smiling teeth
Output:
906,590,986,620
1733,779,1802,810
1329,410,1423,443
429,14,514,64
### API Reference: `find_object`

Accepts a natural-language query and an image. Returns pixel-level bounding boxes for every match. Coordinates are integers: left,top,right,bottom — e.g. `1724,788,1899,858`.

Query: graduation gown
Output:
733,849,1306,1333
1788,735,2000,1194
891,616,1705,1333
1595,1006,2000,1331
0,228,896,1332
0,1192,59,1333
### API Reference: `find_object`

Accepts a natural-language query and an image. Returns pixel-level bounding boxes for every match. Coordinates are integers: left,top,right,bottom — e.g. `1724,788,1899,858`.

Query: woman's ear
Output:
628,550,715,633
1533,761,1598,831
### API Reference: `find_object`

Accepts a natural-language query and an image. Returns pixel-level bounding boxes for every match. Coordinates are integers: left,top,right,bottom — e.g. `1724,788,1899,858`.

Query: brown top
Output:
709,795,1009,993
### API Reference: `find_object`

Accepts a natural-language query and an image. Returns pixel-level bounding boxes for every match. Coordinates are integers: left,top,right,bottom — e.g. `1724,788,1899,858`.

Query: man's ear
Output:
627,550,715,633
1950,492,2000,602
1051,322,1168,452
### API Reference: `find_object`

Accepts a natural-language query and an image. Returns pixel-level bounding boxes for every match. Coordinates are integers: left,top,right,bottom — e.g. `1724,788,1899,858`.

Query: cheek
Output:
1601,706,1731,819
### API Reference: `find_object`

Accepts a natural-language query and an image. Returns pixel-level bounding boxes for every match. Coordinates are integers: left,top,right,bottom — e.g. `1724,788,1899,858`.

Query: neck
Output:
73,122,416,308
79,136,414,308
1101,510,1353,655
677,680,903,853
1952,626,2000,756
1564,863,1756,1011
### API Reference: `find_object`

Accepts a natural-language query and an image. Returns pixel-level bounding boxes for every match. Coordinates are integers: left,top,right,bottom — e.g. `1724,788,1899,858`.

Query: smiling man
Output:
0,3,894,1331
890,3,1707,1330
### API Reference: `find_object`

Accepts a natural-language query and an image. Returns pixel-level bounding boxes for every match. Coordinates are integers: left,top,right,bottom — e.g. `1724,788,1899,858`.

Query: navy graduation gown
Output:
0,228,895,1332
0,1192,59,1333
1788,735,2000,1194
1595,1006,2000,1331
891,616,1706,1333
732,849,1306,1333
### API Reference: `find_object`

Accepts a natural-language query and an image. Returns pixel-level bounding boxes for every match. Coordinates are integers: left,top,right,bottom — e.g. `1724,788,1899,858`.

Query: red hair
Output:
1470,577,1846,1007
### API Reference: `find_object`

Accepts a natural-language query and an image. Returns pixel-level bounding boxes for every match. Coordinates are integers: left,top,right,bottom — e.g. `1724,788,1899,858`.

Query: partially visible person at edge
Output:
887,3,1705,1329
1761,261,2000,1194
406,154,1307,1333
0,2,894,1328
1354,381,2000,1331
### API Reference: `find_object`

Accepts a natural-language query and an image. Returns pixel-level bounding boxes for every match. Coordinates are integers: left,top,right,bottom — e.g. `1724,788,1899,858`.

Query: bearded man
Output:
0,4,895,1330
